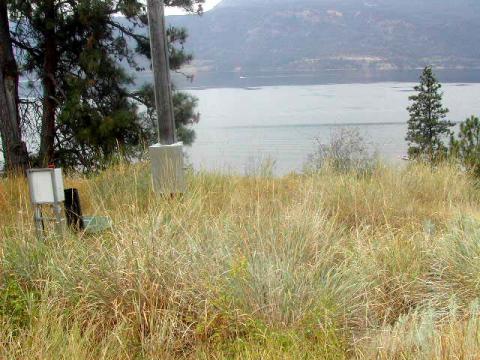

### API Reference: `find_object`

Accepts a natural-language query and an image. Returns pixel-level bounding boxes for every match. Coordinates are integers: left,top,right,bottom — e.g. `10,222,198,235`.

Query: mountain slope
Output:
167,0,480,73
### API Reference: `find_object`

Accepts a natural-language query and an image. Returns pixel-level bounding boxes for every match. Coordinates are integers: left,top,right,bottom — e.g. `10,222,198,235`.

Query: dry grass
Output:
1,162,480,359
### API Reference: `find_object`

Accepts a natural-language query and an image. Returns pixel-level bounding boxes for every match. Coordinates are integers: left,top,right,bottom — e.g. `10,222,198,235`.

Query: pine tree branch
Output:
107,20,149,44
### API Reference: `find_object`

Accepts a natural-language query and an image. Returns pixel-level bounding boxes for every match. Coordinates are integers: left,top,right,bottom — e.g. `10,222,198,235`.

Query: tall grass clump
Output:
1,160,480,358
305,127,378,176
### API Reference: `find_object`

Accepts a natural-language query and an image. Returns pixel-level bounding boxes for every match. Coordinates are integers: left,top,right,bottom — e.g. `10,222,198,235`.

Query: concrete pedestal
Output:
149,142,186,194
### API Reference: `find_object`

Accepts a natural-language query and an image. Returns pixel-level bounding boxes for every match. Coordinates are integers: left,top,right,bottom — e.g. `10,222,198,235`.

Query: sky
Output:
165,0,223,15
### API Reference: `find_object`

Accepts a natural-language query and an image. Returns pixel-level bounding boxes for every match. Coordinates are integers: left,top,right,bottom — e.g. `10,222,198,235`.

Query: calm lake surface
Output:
184,82,480,175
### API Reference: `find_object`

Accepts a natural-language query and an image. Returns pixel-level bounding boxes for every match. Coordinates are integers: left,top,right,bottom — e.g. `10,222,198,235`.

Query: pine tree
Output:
450,115,480,176
6,0,203,170
406,66,453,162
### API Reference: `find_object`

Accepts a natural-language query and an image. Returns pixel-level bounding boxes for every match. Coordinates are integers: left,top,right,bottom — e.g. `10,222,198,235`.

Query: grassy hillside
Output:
2,162,480,358
168,0,480,73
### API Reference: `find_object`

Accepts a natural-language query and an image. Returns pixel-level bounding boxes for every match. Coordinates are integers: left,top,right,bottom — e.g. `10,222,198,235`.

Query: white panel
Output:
28,168,65,204
54,169,65,202
150,142,186,194
29,171,55,204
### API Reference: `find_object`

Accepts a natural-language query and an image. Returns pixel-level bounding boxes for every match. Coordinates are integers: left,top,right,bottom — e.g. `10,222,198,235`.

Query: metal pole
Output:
34,206,44,240
147,0,176,145
50,169,65,236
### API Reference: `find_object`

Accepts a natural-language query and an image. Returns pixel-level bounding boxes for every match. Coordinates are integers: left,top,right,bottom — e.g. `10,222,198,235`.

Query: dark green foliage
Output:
406,66,454,162
135,84,199,146
0,276,39,332
8,0,202,171
173,91,199,145
450,116,480,177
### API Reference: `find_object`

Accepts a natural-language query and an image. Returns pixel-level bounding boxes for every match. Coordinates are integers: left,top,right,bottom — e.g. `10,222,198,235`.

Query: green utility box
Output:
82,216,112,233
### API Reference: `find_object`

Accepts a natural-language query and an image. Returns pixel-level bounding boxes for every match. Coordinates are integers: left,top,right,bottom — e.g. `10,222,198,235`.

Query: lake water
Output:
185,82,480,175
3,72,480,175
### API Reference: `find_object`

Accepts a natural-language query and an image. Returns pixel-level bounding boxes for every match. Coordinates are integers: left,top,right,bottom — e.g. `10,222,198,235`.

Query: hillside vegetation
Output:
168,0,480,72
2,163,480,358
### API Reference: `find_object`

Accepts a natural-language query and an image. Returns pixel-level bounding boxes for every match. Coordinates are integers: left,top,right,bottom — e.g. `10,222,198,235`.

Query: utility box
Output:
149,142,186,194
27,168,66,238
27,168,65,204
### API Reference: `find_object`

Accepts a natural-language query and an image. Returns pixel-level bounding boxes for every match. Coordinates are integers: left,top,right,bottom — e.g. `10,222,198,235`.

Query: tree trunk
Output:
0,0,29,173
38,0,57,167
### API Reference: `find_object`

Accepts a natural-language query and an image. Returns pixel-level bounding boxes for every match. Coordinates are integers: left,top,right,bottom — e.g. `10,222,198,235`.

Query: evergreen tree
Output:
135,83,199,148
450,115,480,176
406,66,453,162
6,0,203,170
0,0,29,172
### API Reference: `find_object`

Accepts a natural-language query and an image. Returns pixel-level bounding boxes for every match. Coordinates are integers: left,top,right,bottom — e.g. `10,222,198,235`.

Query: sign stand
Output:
27,168,66,239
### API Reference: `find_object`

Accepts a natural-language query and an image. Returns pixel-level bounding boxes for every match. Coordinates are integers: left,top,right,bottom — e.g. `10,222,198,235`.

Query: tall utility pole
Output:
147,0,186,194
147,0,176,145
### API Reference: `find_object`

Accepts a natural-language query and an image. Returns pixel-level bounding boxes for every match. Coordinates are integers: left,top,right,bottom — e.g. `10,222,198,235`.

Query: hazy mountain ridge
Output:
166,0,480,73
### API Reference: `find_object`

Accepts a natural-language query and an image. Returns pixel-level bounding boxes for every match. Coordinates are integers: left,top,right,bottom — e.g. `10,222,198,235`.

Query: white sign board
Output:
150,142,186,194
27,169,65,204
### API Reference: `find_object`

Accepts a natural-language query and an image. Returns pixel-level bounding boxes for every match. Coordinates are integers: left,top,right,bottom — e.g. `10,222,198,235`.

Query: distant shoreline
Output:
164,68,480,90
